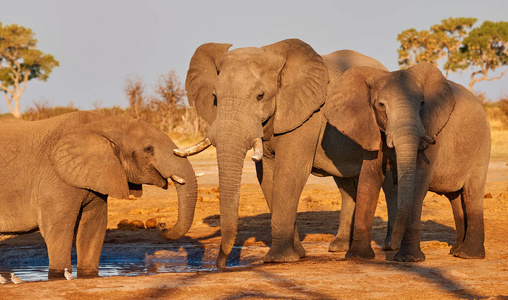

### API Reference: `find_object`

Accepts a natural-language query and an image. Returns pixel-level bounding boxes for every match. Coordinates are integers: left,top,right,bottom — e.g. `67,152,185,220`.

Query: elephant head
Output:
324,62,456,249
178,39,328,266
50,113,198,239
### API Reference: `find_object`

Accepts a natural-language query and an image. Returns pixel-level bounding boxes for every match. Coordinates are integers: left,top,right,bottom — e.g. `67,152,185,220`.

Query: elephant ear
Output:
406,62,456,138
324,66,387,151
186,43,232,125
50,128,130,199
262,39,329,134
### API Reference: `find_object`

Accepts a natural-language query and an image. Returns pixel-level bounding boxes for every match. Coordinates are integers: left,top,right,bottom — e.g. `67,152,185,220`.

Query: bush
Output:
21,100,79,121
497,98,508,125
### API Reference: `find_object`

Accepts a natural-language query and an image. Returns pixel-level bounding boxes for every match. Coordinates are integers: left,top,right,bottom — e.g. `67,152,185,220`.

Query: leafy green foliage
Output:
0,23,59,118
453,21,508,90
397,17,477,76
398,18,508,91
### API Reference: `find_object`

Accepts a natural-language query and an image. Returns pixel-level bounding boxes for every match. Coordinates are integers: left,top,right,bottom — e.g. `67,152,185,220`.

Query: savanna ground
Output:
1,118,508,299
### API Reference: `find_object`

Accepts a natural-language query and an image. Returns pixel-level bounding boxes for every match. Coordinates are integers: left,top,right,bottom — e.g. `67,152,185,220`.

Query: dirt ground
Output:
1,146,507,299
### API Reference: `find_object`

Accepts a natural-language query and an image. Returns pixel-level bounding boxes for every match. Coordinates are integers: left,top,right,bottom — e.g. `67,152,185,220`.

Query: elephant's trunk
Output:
212,119,253,268
389,134,420,248
157,156,198,240
388,100,423,249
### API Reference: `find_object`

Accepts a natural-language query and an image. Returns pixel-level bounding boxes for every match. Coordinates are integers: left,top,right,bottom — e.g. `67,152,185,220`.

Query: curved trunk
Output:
157,157,198,240
389,127,420,249
214,121,249,268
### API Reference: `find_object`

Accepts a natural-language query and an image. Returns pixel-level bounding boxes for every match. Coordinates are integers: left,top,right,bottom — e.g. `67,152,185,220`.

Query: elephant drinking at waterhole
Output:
0,111,198,279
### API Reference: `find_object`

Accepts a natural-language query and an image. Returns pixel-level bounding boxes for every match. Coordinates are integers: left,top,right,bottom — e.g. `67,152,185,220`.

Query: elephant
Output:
172,39,391,267
0,111,198,279
324,62,491,262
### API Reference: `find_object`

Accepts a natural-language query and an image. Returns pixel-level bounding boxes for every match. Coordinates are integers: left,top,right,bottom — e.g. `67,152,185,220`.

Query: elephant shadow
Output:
201,210,457,265
0,212,457,275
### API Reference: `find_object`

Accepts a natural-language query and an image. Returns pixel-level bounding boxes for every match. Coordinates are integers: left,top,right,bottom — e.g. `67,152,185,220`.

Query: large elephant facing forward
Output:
325,63,490,261
0,111,198,279
173,39,389,267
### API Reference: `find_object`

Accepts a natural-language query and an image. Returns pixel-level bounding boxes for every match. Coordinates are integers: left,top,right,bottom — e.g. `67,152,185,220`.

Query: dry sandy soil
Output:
1,142,507,299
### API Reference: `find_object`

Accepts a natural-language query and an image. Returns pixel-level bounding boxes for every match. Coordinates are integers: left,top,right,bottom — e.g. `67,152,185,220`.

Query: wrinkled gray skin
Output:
0,111,197,279
325,63,490,261
184,39,390,267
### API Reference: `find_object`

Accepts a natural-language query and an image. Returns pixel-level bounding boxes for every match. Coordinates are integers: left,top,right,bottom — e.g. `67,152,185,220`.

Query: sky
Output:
1,0,507,114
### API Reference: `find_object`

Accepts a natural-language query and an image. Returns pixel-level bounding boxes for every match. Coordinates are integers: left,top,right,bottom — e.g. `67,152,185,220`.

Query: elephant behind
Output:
0,111,198,279
173,39,391,267
325,63,491,261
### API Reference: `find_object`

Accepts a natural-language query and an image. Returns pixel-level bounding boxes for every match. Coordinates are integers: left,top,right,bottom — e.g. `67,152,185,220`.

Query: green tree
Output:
431,17,477,77
0,23,59,118
397,17,477,77
398,18,508,92
453,21,508,91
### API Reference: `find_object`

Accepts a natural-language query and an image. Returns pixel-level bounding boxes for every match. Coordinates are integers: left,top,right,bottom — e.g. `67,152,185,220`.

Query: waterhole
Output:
0,243,262,282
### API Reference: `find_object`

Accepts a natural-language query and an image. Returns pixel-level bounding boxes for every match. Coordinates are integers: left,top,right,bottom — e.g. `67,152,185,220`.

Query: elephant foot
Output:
264,245,301,263
77,268,99,278
345,240,375,260
451,241,485,259
328,236,349,252
449,242,462,255
393,246,425,262
48,268,66,280
294,239,306,258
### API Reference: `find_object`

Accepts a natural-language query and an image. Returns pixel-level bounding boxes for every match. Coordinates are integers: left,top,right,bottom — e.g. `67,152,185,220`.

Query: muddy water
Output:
0,243,266,282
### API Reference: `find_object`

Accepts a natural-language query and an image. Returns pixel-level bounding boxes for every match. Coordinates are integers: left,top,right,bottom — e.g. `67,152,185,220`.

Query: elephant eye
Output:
257,92,264,101
144,145,154,153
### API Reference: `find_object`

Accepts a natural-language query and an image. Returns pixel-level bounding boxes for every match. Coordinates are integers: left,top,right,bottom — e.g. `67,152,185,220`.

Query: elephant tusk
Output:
173,137,212,157
423,134,436,145
251,137,263,162
170,174,186,185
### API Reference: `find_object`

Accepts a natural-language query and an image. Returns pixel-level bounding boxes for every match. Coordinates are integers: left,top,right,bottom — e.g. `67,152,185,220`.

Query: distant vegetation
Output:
0,71,208,141
1,19,507,142
397,17,508,92
0,23,59,118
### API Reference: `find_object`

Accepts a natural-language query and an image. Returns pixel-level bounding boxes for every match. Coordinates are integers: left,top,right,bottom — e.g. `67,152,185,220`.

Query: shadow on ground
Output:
0,210,457,281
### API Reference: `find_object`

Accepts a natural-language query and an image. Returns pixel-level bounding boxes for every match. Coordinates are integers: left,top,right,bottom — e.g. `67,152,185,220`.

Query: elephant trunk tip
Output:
156,222,188,240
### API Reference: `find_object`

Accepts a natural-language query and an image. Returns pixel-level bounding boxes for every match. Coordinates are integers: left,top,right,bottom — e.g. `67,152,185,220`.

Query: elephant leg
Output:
452,178,486,259
264,160,312,263
75,194,108,278
446,191,464,255
256,154,308,257
256,153,275,211
263,116,320,263
393,168,429,262
382,169,398,250
346,151,384,260
38,196,81,279
329,177,357,252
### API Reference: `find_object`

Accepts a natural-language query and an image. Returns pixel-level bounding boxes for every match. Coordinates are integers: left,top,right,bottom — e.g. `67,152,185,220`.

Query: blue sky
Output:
1,0,507,113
